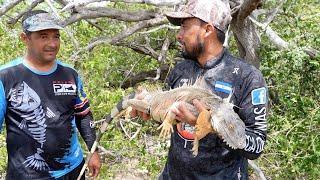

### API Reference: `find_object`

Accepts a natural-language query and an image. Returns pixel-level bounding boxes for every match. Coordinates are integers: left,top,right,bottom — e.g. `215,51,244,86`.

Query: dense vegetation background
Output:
0,0,319,179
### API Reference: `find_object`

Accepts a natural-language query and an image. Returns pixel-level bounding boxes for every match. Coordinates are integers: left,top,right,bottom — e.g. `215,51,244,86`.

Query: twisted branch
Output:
0,0,23,18
115,41,159,59
237,0,262,22
63,6,157,26
62,0,186,12
6,0,44,25
71,16,167,60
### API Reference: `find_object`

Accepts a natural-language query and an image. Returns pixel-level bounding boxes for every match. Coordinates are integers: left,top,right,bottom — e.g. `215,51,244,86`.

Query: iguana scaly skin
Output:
125,78,246,156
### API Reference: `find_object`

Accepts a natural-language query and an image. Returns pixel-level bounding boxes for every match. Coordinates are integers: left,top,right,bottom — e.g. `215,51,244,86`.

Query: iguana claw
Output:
157,121,173,139
191,137,199,156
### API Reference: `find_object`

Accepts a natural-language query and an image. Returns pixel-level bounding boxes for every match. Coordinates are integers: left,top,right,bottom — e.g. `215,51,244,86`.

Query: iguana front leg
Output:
156,102,184,139
192,109,213,156
157,110,176,139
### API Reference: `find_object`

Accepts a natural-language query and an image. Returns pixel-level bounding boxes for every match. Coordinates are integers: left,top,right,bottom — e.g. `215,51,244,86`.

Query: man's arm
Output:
74,76,101,178
0,81,6,132
234,70,268,160
74,76,96,150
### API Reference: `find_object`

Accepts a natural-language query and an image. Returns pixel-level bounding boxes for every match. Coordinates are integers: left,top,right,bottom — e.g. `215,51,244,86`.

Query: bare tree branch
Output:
237,0,262,22
86,19,105,31
261,0,285,25
230,0,263,68
145,35,170,81
231,18,261,68
119,118,142,141
62,6,157,26
223,25,232,47
117,64,170,88
71,16,167,60
304,47,319,59
45,0,80,50
62,0,186,12
265,26,289,49
229,0,243,15
0,0,23,18
251,8,268,17
109,0,186,6
157,35,170,63
61,0,104,11
55,0,69,7
248,160,267,180
115,41,159,59
6,0,44,25
249,16,288,49
139,24,179,34
250,16,319,58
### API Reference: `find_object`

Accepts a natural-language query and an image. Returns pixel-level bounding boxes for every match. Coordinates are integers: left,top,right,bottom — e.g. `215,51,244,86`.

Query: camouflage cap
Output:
165,0,232,32
22,13,63,32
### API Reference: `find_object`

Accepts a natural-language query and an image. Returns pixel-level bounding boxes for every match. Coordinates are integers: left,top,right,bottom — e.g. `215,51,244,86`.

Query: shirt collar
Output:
198,48,227,69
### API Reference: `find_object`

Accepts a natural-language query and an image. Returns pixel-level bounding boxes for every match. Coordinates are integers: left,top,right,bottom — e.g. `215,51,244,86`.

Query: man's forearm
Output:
75,112,96,150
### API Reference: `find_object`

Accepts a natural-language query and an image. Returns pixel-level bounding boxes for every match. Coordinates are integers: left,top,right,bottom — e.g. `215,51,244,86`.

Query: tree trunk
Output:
231,18,261,68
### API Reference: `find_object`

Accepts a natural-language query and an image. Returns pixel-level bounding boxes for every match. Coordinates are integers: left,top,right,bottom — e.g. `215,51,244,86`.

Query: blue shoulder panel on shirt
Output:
0,57,19,131
77,76,87,98
0,57,23,71
22,60,58,75
0,81,6,132
57,60,76,70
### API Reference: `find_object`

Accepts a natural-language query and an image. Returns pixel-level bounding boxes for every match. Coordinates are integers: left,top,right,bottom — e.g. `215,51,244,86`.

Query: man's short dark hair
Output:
22,10,48,34
198,18,225,44
215,28,225,44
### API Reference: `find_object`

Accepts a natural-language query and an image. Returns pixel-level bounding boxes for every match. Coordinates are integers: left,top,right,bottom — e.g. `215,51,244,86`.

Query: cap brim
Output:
28,24,63,32
165,12,193,26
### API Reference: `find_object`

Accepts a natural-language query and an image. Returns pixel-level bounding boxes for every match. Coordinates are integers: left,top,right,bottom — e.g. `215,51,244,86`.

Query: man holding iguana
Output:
132,0,268,179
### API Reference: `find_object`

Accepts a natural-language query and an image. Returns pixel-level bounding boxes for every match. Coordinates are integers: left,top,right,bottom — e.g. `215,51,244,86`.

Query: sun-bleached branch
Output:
63,6,157,26
6,0,44,25
248,160,267,180
71,17,167,60
45,0,80,50
0,0,23,18
61,0,186,12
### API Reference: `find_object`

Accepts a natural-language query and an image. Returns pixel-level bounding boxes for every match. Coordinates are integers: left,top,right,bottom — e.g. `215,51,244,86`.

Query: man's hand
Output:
129,90,151,120
172,99,207,126
88,151,101,179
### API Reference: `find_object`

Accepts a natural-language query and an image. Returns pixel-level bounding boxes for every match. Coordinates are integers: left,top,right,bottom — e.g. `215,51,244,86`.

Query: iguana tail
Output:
77,92,136,180
100,92,136,139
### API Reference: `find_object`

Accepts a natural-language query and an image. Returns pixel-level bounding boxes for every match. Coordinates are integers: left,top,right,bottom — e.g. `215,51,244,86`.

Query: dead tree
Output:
2,0,318,179
0,0,317,85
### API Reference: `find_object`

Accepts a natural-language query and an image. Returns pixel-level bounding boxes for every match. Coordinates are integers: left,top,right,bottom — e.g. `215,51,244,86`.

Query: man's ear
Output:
204,24,215,38
20,32,29,44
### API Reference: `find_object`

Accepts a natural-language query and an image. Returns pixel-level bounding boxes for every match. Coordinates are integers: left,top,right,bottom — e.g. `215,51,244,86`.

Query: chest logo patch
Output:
53,81,76,96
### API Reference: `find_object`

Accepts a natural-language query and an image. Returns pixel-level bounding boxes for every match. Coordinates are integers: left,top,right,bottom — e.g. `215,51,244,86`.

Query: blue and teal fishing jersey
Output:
0,57,96,179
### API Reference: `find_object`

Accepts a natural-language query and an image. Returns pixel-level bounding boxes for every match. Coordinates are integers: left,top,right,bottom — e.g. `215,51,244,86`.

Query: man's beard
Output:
181,35,204,61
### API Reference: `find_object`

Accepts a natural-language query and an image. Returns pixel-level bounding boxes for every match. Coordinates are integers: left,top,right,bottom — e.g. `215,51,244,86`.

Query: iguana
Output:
77,78,246,179
128,79,246,151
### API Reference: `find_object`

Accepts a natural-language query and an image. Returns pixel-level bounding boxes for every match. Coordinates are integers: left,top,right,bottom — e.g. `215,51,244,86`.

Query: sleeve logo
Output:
251,87,267,105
